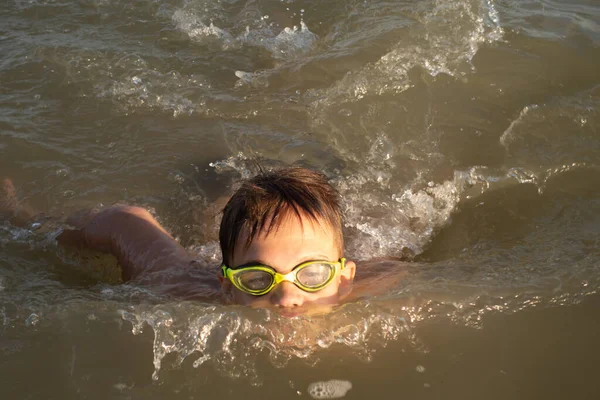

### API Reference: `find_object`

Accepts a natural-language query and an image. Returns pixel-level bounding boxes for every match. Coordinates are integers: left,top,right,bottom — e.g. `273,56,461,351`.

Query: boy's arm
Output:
57,206,195,282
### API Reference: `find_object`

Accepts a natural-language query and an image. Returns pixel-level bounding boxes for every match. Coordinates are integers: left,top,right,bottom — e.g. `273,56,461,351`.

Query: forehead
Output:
232,212,340,267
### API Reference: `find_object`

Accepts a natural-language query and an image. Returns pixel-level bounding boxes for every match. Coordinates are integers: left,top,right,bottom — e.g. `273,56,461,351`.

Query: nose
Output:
270,281,304,308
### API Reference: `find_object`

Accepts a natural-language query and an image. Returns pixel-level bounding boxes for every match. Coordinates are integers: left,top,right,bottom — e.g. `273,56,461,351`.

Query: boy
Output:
15,167,358,315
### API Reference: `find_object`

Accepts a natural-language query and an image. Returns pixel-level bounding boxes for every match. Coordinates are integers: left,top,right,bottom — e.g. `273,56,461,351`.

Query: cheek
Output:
307,281,341,303
233,290,268,306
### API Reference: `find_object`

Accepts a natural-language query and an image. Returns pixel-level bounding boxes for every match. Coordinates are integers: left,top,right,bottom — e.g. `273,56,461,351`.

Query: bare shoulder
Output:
350,257,411,299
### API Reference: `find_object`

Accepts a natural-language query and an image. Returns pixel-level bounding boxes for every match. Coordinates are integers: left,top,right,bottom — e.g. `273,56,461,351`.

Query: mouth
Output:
274,304,337,318
277,309,303,318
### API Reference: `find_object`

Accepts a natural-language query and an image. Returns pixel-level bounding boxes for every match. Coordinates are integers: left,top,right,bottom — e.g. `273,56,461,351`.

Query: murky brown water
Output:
1,0,599,398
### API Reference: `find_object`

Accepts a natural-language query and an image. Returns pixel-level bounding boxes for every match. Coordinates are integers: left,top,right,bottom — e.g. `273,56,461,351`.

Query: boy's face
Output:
220,213,356,317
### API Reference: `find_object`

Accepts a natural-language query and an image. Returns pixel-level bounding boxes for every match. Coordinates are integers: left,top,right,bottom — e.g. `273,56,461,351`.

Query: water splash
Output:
308,0,504,109
172,9,237,50
95,59,210,117
242,21,318,60
500,86,600,169
499,104,539,148
173,3,317,59
119,301,414,383
334,170,462,260
112,272,599,383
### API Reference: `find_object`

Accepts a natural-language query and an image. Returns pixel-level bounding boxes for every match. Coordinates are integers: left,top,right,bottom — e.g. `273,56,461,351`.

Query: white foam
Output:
234,70,270,88
262,22,317,60
172,9,236,49
336,169,462,259
95,60,209,117
308,380,353,399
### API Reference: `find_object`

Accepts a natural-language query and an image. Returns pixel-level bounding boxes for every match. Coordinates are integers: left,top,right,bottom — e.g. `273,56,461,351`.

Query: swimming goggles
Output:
221,258,346,296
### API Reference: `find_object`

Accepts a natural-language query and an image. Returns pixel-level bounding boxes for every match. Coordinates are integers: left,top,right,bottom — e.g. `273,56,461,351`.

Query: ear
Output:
218,270,237,306
218,270,233,293
340,260,356,284
338,260,356,300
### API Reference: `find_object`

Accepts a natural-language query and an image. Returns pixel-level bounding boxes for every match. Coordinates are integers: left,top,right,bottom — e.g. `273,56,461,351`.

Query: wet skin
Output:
220,214,356,316
2,181,402,312
50,204,357,311
0,178,35,226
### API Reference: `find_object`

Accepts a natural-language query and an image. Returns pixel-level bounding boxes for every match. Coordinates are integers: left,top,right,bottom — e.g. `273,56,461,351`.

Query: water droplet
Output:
56,168,69,177
26,313,39,327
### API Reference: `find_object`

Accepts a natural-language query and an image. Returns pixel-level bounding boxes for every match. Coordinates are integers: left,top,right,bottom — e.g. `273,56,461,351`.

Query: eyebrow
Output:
233,255,333,270
234,260,271,269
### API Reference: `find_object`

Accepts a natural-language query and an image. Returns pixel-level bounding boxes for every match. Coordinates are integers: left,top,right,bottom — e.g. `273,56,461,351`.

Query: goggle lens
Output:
296,263,334,288
237,270,274,291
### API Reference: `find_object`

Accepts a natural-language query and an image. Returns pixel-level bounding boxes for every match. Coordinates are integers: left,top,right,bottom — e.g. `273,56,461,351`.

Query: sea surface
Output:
1,0,599,399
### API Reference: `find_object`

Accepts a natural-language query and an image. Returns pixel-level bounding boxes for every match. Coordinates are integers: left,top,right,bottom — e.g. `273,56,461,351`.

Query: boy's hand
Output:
1,178,35,226
1,178,18,214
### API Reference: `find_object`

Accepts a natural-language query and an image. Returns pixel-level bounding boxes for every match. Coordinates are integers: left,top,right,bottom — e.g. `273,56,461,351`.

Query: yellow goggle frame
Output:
221,258,346,296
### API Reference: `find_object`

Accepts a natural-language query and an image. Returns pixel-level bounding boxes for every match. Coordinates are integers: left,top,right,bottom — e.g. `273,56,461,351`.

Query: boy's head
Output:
218,167,355,313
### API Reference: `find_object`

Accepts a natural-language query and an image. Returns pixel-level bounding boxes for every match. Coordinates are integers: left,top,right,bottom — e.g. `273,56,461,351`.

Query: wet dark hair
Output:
219,167,343,266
